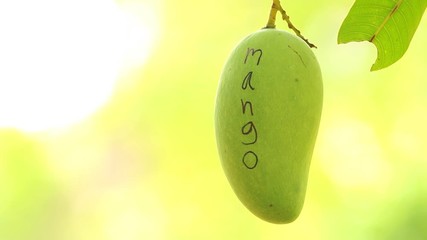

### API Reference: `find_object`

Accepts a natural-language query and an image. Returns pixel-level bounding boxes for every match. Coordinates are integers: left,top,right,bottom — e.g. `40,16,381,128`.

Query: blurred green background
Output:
1,0,427,239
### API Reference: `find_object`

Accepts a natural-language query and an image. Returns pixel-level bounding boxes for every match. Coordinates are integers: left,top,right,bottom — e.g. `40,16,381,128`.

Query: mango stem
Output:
265,0,317,48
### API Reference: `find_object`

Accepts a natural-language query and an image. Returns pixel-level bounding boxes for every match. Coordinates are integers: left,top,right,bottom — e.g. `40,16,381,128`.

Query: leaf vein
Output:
370,0,404,42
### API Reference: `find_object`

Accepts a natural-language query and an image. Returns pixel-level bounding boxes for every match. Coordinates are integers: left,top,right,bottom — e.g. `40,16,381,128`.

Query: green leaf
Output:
338,0,427,71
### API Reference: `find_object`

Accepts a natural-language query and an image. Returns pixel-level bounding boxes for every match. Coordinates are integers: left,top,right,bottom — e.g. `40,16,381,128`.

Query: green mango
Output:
214,29,323,224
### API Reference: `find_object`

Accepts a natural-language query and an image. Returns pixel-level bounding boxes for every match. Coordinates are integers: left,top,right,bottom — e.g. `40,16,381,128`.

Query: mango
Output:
214,29,323,223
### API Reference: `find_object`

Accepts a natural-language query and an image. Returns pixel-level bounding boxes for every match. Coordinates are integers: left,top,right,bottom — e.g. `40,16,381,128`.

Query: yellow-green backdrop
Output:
1,0,427,239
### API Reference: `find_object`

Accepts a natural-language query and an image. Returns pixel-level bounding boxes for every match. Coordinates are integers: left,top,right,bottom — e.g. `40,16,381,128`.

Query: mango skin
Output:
214,29,323,224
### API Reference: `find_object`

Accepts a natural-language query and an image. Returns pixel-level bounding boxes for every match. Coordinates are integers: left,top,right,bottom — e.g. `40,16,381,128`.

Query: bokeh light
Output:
0,0,157,132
